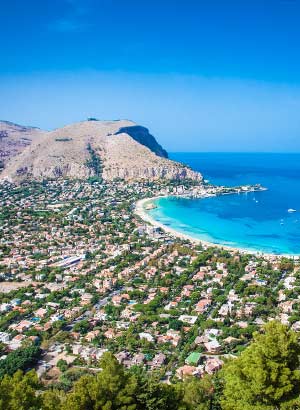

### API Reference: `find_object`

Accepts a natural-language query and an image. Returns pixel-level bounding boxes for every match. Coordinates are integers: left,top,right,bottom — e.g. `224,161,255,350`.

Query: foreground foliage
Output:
0,370,41,410
222,321,300,410
1,321,300,409
0,346,41,378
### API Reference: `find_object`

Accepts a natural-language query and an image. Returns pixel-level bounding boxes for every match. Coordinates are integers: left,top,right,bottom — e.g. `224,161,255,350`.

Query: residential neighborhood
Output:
0,178,299,386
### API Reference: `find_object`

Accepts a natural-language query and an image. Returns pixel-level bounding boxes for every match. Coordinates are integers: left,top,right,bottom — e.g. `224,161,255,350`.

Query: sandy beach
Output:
135,196,247,253
134,196,296,259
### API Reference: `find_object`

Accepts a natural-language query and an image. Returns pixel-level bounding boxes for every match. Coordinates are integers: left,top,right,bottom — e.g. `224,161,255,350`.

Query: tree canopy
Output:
221,321,300,410
1,323,300,410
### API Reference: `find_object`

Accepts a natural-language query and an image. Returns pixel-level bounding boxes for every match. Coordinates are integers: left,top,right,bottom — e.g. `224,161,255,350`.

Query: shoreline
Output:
135,196,298,260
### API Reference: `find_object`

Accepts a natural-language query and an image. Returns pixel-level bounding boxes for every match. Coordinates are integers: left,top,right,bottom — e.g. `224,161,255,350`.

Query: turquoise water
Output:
147,153,300,255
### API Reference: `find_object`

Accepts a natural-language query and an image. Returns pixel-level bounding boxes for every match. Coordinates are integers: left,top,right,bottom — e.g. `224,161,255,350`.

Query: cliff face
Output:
115,125,168,158
0,119,202,183
100,132,200,181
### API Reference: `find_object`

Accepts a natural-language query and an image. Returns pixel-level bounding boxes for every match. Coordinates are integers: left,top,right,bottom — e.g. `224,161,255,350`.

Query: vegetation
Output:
0,346,41,378
0,370,41,410
1,323,300,409
221,321,300,410
86,143,103,180
0,178,299,409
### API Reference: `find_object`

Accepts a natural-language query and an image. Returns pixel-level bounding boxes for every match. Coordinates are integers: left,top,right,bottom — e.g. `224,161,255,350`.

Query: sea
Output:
146,153,300,256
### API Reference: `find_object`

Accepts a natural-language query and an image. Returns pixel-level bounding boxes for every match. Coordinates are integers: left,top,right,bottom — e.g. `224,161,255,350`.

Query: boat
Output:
145,203,157,210
288,209,297,213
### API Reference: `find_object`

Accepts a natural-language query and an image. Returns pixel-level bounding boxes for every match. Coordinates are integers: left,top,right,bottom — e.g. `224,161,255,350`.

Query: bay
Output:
147,153,300,255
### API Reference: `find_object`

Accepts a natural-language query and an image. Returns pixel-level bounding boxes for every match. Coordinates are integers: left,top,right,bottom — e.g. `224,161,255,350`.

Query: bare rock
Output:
0,119,202,183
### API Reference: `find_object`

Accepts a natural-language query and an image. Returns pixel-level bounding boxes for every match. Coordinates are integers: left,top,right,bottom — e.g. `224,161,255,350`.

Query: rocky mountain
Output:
0,121,44,170
115,125,168,158
0,119,202,183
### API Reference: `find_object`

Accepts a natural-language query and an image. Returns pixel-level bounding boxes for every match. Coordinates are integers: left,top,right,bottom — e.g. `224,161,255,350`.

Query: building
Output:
185,351,202,366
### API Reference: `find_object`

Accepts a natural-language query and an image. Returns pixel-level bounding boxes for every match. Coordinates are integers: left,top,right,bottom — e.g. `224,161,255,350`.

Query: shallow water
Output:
147,153,300,255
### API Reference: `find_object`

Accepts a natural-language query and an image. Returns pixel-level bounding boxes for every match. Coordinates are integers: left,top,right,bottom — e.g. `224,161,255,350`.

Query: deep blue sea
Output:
147,153,300,255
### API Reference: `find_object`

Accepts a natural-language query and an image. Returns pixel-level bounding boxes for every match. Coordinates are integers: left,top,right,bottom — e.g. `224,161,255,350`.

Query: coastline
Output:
134,196,297,259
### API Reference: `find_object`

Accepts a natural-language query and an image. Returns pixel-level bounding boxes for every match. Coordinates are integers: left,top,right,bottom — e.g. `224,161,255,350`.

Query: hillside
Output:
115,125,168,158
0,121,45,170
0,119,202,183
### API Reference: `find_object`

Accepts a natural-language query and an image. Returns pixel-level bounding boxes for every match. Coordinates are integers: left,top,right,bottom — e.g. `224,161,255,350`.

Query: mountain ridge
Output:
0,119,202,183
0,120,45,170
114,125,168,158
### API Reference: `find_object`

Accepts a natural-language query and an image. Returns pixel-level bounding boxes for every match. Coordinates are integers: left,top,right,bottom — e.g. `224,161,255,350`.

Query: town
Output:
0,177,298,387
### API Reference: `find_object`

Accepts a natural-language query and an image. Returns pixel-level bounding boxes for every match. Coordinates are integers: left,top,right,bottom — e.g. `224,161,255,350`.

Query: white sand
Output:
135,196,295,259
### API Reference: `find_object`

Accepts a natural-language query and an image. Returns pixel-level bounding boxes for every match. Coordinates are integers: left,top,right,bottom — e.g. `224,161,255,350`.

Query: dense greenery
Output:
1,322,300,409
0,346,41,378
0,370,41,410
221,321,300,410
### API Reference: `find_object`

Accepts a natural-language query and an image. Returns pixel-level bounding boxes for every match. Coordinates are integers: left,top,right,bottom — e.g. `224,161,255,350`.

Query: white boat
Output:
145,203,157,210
288,208,297,213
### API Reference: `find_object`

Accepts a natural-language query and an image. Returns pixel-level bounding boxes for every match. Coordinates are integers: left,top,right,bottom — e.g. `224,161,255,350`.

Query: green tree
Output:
221,321,300,410
73,320,90,335
63,352,138,410
42,389,65,410
136,373,184,410
62,375,94,410
183,375,215,410
57,359,68,373
0,345,41,378
0,370,41,410
279,258,294,273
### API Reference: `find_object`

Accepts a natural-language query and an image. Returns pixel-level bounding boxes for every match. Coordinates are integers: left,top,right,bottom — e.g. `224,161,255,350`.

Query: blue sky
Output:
1,0,300,151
